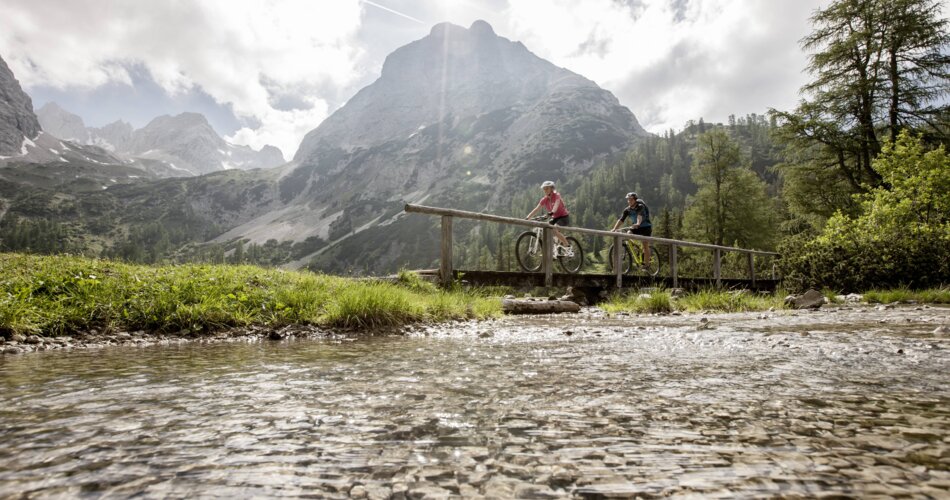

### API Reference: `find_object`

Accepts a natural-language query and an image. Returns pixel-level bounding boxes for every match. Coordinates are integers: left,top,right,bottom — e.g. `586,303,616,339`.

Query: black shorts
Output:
628,225,652,236
550,215,569,226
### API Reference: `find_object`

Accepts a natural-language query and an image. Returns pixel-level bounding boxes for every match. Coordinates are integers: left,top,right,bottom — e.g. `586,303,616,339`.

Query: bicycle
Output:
606,227,660,276
515,215,584,273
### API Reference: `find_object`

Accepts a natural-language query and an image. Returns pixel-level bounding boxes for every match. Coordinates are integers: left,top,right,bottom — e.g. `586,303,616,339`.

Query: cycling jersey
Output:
539,192,569,218
619,200,651,227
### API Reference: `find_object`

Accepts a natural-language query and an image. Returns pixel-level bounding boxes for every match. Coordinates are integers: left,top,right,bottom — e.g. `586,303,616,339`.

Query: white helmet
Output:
540,180,555,188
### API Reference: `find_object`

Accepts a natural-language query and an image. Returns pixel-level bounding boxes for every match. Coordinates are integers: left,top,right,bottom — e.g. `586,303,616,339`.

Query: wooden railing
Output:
405,204,780,288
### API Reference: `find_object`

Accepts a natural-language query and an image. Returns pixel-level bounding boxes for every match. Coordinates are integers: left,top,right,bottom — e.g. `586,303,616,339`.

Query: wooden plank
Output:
405,203,780,257
502,299,580,314
614,235,622,288
671,244,678,289
542,227,553,287
748,253,756,287
452,270,780,292
440,216,453,287
713,248,721,288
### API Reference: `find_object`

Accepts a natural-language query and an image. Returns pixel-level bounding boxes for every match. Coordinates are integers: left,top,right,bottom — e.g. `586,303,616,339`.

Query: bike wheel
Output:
631,245,661,277
557,236,584,273
606,243,632,274
515,232,543,272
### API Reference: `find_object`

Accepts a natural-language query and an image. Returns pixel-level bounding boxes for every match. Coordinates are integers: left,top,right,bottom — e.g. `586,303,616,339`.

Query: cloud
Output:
502,0,825,132
0,0,367,157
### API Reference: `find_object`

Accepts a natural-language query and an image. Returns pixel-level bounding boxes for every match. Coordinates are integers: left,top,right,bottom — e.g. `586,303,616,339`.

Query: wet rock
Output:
502,299,580,315
9,333,25,343
477,331,494,338
933,326,949,336
25,335,43,345
785,289,824,309
3,346,21,354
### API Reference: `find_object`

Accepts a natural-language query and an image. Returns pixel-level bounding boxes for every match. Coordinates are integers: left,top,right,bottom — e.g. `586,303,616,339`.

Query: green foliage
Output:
602,290,673,314
675,290,787,313
780,132,950,291
0,253,502,338
864,287,950,304
772,0,949,216
683,129,778,249
602,288,786,314
396,269,438,294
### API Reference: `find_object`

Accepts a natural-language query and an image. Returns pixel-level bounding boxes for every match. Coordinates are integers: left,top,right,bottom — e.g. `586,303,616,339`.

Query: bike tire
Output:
631,245,661,277
557,236,584,273
515,232,543,272
606,243,633,274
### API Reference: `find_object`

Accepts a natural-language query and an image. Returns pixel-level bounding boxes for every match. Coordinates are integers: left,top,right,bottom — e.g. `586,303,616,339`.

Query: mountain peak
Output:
469,20,495,36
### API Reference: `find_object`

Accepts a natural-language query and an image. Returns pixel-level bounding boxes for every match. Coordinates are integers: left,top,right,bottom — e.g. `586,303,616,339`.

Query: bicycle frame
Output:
528,218,568,255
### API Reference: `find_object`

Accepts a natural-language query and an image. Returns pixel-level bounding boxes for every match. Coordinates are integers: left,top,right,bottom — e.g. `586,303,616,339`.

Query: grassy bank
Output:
603,287,950,315
0,253,502,337
602,289,788,315
862,288,950,304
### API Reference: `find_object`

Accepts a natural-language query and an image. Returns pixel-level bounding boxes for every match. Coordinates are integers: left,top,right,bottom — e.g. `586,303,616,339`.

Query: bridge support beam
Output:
542,227,553,287
713,248,721,288
748,253,756,287
614,235,623,288
440,216,453,287
670,244,678,289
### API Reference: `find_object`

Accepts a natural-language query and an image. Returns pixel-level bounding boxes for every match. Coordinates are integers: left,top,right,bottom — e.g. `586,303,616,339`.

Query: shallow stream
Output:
1,305,948,498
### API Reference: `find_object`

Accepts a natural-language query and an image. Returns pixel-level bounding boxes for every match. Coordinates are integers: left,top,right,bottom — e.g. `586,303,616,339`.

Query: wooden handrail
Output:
405,203,780,256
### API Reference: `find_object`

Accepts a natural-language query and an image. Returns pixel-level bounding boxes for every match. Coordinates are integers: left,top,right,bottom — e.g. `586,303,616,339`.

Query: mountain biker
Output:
525,180,571,249
610,192,652,268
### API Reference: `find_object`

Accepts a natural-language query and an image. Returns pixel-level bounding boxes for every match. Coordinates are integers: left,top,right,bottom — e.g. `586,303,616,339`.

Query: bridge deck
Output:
445,270,780,292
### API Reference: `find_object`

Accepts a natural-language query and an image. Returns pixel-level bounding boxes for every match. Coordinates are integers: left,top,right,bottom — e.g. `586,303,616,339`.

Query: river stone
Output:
785,289,824,309
933,325,949,336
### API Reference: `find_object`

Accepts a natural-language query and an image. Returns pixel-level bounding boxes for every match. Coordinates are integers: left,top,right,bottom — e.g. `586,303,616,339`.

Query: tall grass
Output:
602,290,673,314
603,288,786,314
0,253,501,337
864,287,950,304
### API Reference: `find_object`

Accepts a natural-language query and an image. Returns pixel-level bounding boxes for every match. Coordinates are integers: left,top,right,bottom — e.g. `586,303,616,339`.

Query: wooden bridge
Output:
405,204,781,292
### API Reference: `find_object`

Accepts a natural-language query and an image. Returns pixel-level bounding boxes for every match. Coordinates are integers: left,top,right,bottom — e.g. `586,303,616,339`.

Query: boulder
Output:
785,289,824,309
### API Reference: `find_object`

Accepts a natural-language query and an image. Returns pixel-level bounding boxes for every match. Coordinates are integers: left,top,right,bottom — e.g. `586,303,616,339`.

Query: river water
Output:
1,306,948,498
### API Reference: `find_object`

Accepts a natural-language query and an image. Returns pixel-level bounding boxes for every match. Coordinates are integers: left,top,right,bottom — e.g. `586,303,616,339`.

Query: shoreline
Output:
4,302,948,356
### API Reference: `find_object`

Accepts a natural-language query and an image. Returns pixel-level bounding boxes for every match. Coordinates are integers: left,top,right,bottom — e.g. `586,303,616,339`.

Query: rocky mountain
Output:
2,21,653,275
0,55,41,157
241,20,651,271
37,104,285,176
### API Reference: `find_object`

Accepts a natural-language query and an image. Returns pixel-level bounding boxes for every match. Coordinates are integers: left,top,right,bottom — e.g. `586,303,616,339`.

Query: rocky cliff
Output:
0,55,41,157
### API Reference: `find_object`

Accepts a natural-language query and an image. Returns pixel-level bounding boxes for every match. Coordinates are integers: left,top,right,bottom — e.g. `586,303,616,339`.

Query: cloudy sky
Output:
2,0,827,159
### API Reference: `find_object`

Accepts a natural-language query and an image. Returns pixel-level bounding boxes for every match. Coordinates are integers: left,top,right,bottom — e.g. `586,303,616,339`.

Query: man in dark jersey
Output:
610,192,652,267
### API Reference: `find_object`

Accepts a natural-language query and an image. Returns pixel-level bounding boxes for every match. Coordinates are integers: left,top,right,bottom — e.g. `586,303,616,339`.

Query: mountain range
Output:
36,103,285,176
1,20,651,274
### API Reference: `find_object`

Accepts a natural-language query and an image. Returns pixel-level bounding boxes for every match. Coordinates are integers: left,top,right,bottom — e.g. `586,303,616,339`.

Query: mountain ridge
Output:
36,103,285,176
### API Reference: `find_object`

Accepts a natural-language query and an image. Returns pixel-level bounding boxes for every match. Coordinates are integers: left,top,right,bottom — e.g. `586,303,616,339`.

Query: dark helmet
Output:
625,192,638,199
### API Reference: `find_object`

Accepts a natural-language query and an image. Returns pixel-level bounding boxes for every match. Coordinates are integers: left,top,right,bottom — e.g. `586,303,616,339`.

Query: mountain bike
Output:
606,228,660,276
515,216,584,273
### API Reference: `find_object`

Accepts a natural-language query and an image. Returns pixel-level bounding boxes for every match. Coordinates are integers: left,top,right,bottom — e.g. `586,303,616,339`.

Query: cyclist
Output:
525,180,571,250
610,192,652,268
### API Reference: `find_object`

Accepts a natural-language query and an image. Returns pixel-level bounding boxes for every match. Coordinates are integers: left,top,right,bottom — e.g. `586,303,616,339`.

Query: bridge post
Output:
440,216,453,287
542,226,553,287
670,244,678,289
713,248,721,288
613,235,622,288
748,253,756,288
